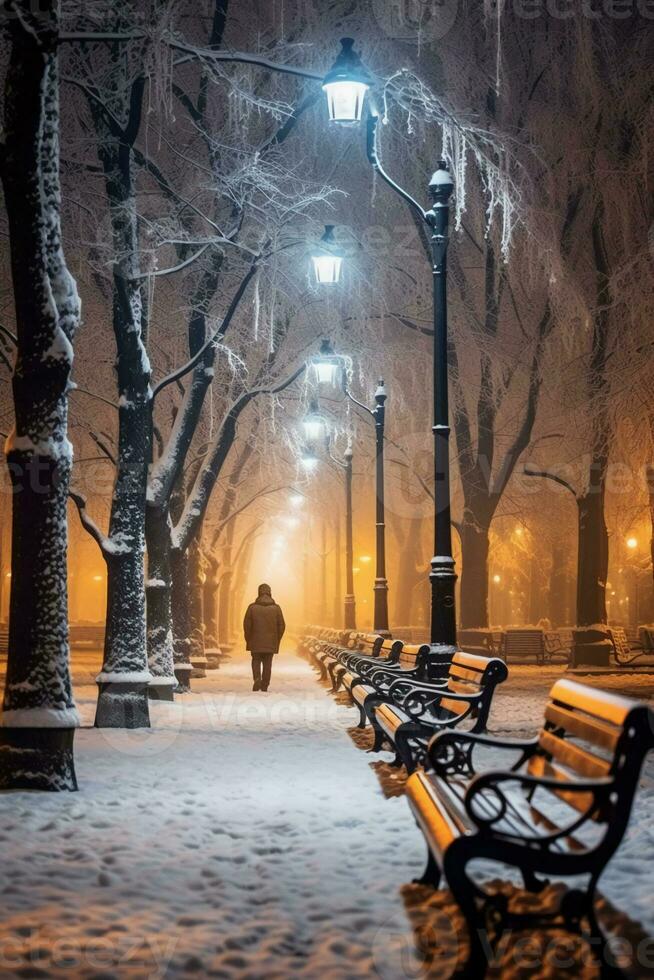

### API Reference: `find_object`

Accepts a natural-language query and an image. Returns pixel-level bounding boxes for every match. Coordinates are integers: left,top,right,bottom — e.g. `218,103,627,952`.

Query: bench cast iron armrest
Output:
428,730,540,778
368,665,442,688
389,681,484,720
464,769,614,832
386,678,449,710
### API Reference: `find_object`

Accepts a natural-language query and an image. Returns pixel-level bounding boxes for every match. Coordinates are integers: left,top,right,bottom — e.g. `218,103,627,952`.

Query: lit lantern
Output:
302,400,328,441
627,537,638,550
312,226,344,284
300,445,319,470
322,38,371,124
312,339,342,385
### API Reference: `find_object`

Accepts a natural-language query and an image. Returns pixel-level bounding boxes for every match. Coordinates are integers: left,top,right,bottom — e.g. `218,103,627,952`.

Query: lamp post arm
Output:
343,387,374,418
366,111,427,223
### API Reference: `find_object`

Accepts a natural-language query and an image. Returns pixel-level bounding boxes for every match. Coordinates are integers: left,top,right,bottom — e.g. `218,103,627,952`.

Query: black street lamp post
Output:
364,124,456,649
312,341,390,634
318,40,458,650
427,168,457,649
343,442,356,630
373,382,390,635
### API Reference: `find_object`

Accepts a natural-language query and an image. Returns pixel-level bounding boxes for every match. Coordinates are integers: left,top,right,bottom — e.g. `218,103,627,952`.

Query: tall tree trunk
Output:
188,539,207,678
576,488,609,627
646,464,654,604
0,3,81,790
548,543,567,627
572,203,612,666
86,74,151,729
459,509,491,629
203,554,221,668
170,547,192,692
393,518,424,627
218,524,235,652
333,516,342,628
145,504,175,699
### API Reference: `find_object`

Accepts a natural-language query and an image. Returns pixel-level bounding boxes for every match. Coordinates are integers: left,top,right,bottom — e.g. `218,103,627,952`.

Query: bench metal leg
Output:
369,712,391,752
394,726,418,774
413,848,441,887
355,698,368,729
444,852,488,978
520,868,548,893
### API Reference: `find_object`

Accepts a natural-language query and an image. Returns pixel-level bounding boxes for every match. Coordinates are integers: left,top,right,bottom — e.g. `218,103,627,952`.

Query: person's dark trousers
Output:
251,653,274,690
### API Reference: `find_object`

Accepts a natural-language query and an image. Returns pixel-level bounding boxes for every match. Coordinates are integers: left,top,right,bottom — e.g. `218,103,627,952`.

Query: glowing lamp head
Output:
312,338,342,385
302,399,328,441
312,226,344,284
493,574,501,584
627,537,638,550
322,38,371,124
300,445,319,470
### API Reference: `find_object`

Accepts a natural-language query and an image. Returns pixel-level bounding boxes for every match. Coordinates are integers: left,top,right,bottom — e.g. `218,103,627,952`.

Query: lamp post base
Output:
429,555,457,649
373,578,391,637
344,594,356,630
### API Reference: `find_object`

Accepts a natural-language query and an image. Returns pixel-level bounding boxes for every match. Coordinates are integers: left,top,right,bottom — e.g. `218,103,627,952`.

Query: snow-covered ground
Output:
0,649,653,978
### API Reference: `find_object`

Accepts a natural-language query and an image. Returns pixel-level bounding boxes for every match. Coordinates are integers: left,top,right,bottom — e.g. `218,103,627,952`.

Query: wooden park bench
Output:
344,642,432,723
370,652,508,773
331,636,401,693
608,626,648,667
543,630,572,665
69,624,105,647
406,678,654,975
503,628,545,664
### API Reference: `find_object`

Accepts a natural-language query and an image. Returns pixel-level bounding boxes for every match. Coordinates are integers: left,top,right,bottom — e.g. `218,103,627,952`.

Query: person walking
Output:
243,583,286,692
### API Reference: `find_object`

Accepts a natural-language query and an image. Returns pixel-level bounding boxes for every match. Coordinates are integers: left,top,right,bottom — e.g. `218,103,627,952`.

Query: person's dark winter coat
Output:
243,584,286,655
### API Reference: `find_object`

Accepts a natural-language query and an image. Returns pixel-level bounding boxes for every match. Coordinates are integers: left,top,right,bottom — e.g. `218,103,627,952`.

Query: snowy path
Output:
1,651,654,977
0,650,427,979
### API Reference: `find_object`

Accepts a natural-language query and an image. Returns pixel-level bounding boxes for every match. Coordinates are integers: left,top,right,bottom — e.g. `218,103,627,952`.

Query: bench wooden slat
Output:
448,664,487,686
544,703,620,753
452,651,494,673
538,729,611,779
550,678,635,727
437,696,473,718
526,755,596,815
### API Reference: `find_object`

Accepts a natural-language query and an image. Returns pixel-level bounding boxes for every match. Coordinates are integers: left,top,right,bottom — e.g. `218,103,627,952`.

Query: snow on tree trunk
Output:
0,4,80,791
145,503,175,700
145,264,223,691
170,547,192,692
203,554,221,668
89,98,152,729
188,540,207,678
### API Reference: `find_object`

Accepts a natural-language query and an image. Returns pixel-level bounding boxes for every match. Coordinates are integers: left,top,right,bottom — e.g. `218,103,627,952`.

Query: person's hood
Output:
255,594,276,606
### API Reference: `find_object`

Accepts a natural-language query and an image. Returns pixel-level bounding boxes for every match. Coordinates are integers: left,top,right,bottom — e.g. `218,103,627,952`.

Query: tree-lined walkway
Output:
0,651,425,978
1,649,654,976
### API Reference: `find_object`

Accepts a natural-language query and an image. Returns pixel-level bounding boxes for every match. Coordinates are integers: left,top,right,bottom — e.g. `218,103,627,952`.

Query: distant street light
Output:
312,338,342,385
627,537,638,550
322,38,371,124
311,226,344,284
300,445,319,470
302,400,329,441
